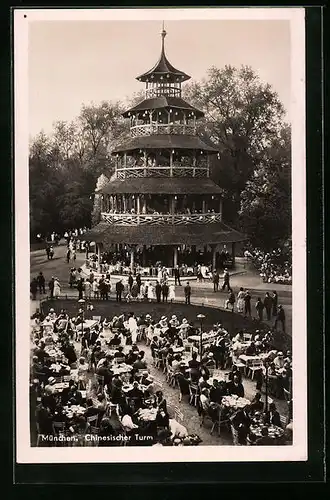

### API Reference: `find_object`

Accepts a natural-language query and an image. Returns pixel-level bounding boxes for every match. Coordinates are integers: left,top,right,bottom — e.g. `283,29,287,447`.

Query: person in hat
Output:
274,305,286,333
155,280,162,303
48,276,55,299
244,290,252,317
115,279,124,302
184,281,191,305
225,290,235,311
169,315,179,329
44,377,57,395
159,316,167,329
48,308,57,321
221,268,232,292
273,351,285,370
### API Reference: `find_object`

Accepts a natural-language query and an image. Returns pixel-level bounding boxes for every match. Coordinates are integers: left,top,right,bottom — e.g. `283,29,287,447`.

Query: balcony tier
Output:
130,123,196,137
100,212,223,226
99,177,223,195
116,165,208,179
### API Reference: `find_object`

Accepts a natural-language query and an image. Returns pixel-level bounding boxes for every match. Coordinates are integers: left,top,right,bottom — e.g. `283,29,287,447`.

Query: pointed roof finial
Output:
161,21,167,50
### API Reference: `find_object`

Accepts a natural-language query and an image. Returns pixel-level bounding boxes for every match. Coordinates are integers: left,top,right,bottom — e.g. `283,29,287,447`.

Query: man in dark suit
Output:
230,405,251,445
128,272,134,292
213,271,220,292
184,282,191,305
116,280,124,302
37,271,46,294
48,276,55,299
174,265,181,286
155,281,162,303
136,273,142,293
162,281,169,302
227,375,245,398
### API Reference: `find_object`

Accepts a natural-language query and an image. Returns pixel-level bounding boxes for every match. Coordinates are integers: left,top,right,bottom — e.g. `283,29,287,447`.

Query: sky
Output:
28,19,291,137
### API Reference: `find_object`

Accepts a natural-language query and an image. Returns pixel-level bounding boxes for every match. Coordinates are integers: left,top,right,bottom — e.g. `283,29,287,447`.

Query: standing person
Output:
225,290,235,311
274,305,286,333
184,282,191,305
162,281,169,303
53,278,61,299
263,292,273,321
48,276,55,299
37,271,46,294
92,278,99,299
136,272,142,294
77,278,84,300
168,283,176,303
72,248,76,263
221,268,232,292
147,281,155,302
116,280,124,302
30,278,38,300
155,281,162,303
174,265,181,286
49,246,54,260
255,297,264,321
236,287,245,313
128,314,138,345
66,248,71,263
213,271,220,292
84,279,92,300
244,290,252,317
272,291,278,317
46,246,50,261
128,272,134,293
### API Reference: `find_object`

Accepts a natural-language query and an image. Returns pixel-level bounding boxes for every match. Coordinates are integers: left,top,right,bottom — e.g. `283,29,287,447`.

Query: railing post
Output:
170,151,173,177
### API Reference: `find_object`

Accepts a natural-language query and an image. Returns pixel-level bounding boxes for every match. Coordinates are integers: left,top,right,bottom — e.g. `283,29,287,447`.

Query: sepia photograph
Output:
14,7,307,463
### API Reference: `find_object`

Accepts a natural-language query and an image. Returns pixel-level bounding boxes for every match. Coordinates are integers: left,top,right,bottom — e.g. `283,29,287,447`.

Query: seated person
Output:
254,426,275,446
245,342,257,356
114,346,125,360
209,379,225,404
171,355,182,375
155,408,170,429
96,360,113,386
139,371,153,387
66,383,83,405
227,365,242,383
125,349,139,365
198,373,210,392
249,392,264,413
227,374,245,398
127,381,144,409
109,333,121,346
268,402,282,427
132,353,147,372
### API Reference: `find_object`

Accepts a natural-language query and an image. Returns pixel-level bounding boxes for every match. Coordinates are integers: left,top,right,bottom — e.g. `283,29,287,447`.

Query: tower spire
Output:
161,21,167,52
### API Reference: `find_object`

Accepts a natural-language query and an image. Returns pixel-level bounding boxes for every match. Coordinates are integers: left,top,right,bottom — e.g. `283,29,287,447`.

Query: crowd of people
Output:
244,248,292,285
30,304,293,447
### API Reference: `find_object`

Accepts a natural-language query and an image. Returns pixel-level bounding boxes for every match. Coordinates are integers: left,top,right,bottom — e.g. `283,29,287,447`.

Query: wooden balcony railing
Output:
116,165,209,179
100,212,222,226
130,123,196,137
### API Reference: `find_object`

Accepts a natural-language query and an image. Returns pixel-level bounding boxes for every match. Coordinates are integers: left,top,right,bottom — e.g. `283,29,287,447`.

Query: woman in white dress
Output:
147,281,155,302
236,287,245,313
168,283,176,303
102,317,112,340
53,278,61,298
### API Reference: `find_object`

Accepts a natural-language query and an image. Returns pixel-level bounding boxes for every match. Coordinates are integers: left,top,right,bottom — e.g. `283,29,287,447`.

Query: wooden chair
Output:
174,406,184,423
188,383,199,407
243,333,253,342
86,414,99,427
247,360,264,380
36,422,43,447
96,374,105,391
52,422,66,446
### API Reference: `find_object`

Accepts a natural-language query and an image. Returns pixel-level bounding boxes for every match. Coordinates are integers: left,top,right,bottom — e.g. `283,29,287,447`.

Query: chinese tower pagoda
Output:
85,26,245,273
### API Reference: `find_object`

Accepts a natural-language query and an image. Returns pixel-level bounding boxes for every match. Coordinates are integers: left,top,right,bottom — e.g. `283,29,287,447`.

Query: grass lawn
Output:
40,298,291,351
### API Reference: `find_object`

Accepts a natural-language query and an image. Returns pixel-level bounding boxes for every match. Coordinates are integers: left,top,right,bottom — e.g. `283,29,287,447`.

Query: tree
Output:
184,65,287,224
238,125,291,249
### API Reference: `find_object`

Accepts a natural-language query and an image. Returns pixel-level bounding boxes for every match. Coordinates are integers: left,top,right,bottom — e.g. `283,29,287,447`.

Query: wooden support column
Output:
137,195,140,224
143,151,147,176
173,246,178,268
170,150,173,176
202,199,206,213
212,245,217,271
207,154,210,177
130,246,135,271
142,245,147,267
193,153,196,177
97,243,102,273
232,242,236,268
219,197,223,221
122,195,127,213
124,153,127,168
